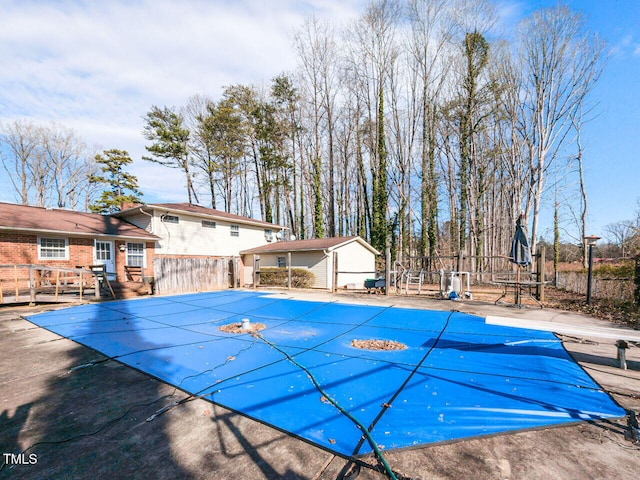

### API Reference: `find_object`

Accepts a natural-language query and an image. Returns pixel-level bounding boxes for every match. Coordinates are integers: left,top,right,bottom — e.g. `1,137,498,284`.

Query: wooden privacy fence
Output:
0,264,102,304
153,257,238,294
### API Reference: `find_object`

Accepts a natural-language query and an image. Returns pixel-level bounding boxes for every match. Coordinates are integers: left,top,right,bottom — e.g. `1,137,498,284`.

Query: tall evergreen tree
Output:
88,149,142,213
142,105,198,204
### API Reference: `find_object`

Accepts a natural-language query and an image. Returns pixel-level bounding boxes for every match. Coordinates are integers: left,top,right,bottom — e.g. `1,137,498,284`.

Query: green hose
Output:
253,332,398,480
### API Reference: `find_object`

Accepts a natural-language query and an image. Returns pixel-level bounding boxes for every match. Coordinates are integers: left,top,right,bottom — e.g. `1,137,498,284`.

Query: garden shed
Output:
240,236,379,290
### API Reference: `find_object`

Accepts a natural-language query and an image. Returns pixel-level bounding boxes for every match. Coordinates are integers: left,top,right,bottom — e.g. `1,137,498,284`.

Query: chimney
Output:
120,202,142,211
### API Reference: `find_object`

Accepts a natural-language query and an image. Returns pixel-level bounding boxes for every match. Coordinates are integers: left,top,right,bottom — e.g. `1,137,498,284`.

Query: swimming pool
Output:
26,290,625,457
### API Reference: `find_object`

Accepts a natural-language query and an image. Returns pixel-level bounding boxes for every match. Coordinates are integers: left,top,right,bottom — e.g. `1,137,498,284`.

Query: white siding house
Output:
240,236,379,290
114,203,283,257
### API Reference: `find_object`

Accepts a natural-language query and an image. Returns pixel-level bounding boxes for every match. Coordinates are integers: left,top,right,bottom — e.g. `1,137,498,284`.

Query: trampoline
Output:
25,290,624,458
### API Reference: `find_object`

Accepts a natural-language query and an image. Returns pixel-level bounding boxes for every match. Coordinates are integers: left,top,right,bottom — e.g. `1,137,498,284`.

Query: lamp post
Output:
584,235,601,305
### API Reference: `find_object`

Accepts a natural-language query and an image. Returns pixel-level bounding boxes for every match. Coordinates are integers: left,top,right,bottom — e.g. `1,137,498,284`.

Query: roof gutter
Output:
144,204,284,229
138,207,154,233
0,225,157,241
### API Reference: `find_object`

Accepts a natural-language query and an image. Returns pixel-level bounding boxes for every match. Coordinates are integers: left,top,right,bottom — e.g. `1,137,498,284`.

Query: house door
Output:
94,241,116,280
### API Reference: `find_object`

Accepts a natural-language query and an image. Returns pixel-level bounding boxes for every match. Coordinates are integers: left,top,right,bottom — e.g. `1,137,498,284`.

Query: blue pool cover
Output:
26,290,624,456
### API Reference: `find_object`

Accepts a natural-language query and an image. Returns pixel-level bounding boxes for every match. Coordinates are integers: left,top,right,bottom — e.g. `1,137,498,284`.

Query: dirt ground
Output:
1,291,639,480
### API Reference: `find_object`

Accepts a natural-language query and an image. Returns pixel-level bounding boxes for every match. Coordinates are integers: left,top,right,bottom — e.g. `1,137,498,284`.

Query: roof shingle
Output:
0,202,158,239
117,203,283,229
240,236,378,255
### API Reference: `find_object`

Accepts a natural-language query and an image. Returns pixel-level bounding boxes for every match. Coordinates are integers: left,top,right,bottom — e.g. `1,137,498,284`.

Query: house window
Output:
161,214,179,224
230,225,239,237
265,229,273,242
126,242,145,267
277,256,287,268
38,237,68,260
202,220,216,228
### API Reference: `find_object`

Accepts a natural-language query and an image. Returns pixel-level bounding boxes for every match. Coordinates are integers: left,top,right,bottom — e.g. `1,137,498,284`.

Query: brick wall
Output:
0,233,92,267
113,240,156,281
1,233,155,283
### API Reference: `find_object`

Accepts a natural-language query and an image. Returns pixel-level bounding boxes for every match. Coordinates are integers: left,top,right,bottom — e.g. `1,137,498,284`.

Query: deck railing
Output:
0,264,102,304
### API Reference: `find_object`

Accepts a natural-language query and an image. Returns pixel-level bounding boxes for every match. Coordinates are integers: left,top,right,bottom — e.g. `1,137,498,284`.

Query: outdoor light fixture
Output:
584,235,601,305
119,244,126,252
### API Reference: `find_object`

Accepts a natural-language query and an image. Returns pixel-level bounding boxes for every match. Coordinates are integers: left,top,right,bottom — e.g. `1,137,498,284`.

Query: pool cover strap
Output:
350,309,456,457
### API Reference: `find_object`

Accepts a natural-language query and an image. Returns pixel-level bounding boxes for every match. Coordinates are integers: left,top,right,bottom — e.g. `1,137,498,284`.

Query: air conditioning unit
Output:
265,233,274,242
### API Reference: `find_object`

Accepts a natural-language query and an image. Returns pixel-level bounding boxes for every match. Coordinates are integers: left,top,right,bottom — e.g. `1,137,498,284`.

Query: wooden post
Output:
287,252,292,290
94,270,101,299
232,257,237,288
385,247,391,297
29,266,36,305
332,252,338,293
537,245,546,302
14,265,19,301
55,268,60,302
253,255,260,288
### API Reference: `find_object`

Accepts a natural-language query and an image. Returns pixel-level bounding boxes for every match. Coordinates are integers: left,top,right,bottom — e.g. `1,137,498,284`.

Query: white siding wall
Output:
335,241,377,288
150,211,273,256
242,251,328,288
124,212,152,232
295,252,328,289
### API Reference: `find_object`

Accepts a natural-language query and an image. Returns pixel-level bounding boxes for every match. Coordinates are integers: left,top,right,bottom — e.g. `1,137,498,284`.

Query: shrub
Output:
594,262,634,278
259,267,315,288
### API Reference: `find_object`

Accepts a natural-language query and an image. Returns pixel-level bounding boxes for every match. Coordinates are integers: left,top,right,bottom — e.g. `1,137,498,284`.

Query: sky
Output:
0,0,638,242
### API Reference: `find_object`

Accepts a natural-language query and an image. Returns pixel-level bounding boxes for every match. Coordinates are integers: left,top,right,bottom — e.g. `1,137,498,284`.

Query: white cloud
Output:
0,0,362,202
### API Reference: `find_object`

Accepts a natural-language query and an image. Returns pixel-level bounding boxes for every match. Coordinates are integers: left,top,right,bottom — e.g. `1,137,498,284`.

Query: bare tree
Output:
407,0,455,258
343,0,401,250
605,221,637,258
183,94,218,208
0,120,42,204
518,6,605,255
1,120,93,209
293,16,330,237
42,123,91,208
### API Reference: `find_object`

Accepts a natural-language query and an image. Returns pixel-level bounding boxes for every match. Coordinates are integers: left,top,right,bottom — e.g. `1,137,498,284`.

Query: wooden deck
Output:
0,264,106,305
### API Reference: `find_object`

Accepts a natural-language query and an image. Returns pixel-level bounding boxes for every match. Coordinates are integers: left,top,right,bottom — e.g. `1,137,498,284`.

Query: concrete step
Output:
109,281,153,299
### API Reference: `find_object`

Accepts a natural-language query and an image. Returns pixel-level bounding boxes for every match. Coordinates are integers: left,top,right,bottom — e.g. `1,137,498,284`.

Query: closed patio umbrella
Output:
510,215,532,267
510,215,531,306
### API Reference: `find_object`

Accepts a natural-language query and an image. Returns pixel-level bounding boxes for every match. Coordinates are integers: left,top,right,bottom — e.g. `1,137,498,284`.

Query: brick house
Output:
0,202,158,282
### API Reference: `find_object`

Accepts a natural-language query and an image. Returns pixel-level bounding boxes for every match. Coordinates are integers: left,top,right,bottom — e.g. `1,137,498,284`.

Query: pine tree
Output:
142,105,198,204
88,149,142,214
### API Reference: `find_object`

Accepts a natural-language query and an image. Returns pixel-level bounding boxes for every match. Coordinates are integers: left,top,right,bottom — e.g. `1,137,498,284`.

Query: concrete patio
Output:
1,291,639,479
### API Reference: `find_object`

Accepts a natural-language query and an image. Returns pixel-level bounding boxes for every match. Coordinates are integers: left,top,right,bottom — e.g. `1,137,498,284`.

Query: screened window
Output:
38,237,68,260
161,214,179,224
126,243,145,267
277,256,287,268
202,220,217,228
230,225,239,237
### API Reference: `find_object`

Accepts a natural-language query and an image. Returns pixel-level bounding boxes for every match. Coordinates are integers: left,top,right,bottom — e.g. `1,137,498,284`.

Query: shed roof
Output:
116,203,283,229
0,202,158,240
240,236,379,255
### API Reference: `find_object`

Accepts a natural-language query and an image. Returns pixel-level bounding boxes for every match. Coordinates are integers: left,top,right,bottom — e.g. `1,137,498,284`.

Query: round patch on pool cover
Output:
219,322,266,334
350,339,407,351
